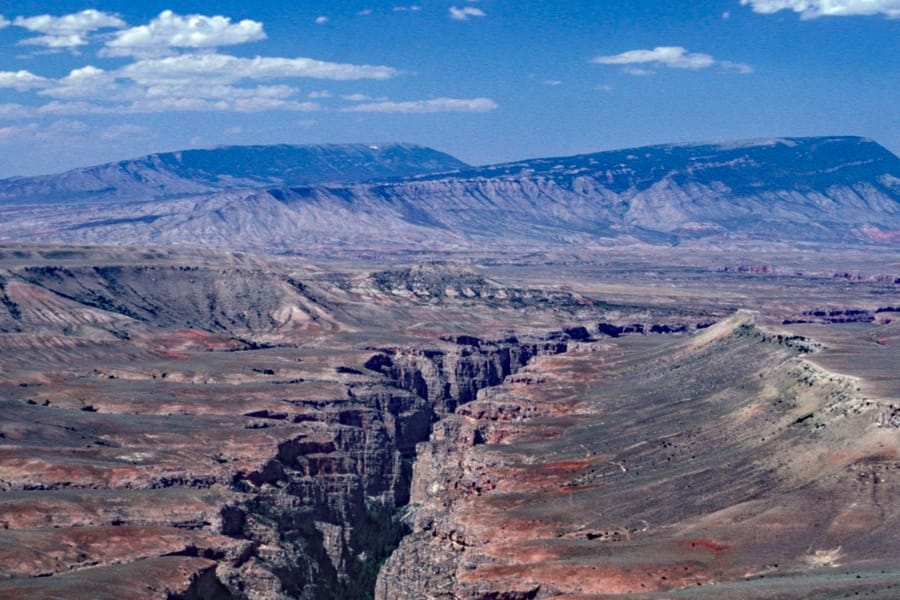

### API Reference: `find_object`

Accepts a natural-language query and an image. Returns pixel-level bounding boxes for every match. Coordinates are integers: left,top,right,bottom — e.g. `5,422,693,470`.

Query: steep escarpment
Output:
0,143,468,205
377,317,900,598
0,136,897,251
0,262,345,344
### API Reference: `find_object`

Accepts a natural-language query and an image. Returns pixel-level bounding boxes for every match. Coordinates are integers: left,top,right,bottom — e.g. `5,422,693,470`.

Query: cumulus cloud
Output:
592,46,752,74
40,66,121,99
0,10,500,120
104,10,265,56
739,0,900,18
342,97,497,113
593,46,714,69
0,15,9,29
449,6,486,20
23,51,398,116
0,70,50,91
315,16,329,24
13,9,126,48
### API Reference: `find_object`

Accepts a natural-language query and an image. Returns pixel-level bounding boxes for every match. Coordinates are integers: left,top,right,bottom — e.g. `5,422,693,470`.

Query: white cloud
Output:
342,97,497,113
358,9,374,16
592,46,752,74
449,6,486,20
739,0,900,18
38,95,320,116
542,79,562,86
2,50,399,118
44,119,89,134
0,125,33,143
37,101,117,116
13,9,125,48
0,119,91,144
99,123,149,140
341,93,388,101
720,60,755,74
394,6,423,12
0,15,10,28
593,46,714,69
0,123,38,142
143,83,297,101
104,10,265,56
0,69,50,91
127,96,319,114
0,103,33,119
315,16,329,24
41,66,121,99
121,53,399,84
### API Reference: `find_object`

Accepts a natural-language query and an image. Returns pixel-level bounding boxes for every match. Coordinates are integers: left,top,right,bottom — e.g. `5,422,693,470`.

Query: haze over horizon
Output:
1,0,898,178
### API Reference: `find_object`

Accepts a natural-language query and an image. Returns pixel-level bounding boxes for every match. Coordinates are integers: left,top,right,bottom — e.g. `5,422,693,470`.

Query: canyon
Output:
0,137,898,598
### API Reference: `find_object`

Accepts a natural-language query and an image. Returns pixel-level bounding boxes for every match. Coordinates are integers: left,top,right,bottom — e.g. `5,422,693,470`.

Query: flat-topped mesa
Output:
0,142,469,204
0,136,897,250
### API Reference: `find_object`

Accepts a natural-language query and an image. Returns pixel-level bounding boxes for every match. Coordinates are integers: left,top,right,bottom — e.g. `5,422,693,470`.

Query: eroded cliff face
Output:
0,307,570,600
375,318,900,599
214,336,568,600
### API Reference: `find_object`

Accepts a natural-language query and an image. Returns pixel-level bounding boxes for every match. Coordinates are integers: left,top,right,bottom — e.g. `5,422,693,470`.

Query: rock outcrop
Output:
0,252,575,599
376,319,900,598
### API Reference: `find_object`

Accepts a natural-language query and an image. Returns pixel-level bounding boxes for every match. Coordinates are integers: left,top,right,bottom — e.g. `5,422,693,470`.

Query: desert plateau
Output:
1,2,899,598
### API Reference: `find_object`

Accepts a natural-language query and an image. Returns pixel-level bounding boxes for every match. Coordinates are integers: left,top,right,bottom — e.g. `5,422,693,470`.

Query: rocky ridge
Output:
0,137,897,250
0,143,468,205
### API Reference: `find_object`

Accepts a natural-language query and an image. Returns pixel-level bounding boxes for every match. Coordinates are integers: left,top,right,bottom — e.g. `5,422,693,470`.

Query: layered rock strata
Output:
377,316,900,598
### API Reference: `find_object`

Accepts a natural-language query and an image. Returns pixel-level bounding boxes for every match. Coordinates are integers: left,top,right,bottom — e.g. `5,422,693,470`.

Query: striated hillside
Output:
0,143,468,205
0,136,898,250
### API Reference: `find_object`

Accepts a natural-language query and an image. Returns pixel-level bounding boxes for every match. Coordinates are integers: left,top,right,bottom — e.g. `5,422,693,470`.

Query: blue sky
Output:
0,0,897,177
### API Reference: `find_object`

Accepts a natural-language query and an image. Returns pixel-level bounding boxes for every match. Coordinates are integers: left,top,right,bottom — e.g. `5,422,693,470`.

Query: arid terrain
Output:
0,241,897,599
0,137,898,599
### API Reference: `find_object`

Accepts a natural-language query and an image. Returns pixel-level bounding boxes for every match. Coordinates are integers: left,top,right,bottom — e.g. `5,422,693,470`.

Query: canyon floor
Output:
0,243,897,599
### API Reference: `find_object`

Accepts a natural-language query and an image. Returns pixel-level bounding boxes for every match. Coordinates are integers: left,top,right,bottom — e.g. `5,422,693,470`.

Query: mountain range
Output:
0,143,467,205
0,136,898,251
